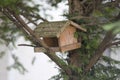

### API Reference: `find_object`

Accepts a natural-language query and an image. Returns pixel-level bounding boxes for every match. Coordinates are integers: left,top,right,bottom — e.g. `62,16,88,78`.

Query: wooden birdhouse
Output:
34,20,86,53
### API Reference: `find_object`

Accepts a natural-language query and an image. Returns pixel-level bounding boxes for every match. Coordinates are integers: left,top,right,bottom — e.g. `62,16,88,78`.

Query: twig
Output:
22,13,38,26
107,41,120,47
18,44,36,47
21,12,48,22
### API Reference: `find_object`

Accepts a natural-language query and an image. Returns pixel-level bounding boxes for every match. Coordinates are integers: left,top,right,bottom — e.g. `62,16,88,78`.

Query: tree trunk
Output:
67,0,91,80
68,0,83,16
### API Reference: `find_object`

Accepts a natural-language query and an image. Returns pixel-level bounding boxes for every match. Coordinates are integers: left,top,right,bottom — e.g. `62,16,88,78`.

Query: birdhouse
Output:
34,20,86,53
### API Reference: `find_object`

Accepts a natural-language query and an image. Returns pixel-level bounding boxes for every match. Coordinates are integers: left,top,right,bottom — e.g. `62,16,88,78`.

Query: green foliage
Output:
0,0,18,7
86,56,120,80
102,56,120,66
76,25,102,64
7,54,28,74
0,15,21,46
92,3,120,19
103,21,120,34
0,51,5,58
0,0,41,45
49,73,62,80
49,69,69,80
31,56,36,65
0,0,41,75
47,0,66,7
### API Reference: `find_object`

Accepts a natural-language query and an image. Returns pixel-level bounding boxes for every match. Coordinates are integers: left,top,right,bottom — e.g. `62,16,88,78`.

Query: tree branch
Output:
21,12,48,23
2,8,40,46
85,30,116,72
18,44,36,47
10,10,49,49
107,40,120,48
1,7,72,75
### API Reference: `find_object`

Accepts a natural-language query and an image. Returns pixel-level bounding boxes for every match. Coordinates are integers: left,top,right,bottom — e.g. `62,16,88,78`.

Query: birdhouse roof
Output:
34,20,86,37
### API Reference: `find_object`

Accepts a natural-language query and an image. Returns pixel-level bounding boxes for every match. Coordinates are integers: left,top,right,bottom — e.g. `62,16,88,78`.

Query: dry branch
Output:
18,44,36,47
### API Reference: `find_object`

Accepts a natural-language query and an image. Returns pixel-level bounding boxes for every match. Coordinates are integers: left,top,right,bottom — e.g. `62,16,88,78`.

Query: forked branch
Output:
85,30,116,72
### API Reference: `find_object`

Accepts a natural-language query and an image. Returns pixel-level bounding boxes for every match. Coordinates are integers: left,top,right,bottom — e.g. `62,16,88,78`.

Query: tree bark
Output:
67,0,85,80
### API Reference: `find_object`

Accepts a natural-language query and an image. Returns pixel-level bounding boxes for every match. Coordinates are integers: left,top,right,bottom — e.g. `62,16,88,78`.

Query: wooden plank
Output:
34,43,81,53
57,21,71,37
59,26,77,47
34,47,60,52
70,21,87,32
34,21,68,37
60,43,81,52
35,31,58,37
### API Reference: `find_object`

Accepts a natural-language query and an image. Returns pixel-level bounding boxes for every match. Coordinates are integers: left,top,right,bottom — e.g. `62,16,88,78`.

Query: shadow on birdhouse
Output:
34,20,86,53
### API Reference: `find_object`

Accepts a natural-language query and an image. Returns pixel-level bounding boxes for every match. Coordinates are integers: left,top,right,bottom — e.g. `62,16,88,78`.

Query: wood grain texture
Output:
60,43,81,52
59,26,77,47
34,47,60,52
34,20,86,37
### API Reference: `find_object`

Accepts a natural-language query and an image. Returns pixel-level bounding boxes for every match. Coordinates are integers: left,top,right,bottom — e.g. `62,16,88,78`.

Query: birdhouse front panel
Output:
58,25,81,52
59,25,77,47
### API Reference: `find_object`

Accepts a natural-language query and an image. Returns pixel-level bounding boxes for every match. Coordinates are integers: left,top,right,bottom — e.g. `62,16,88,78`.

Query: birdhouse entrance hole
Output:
43,37,58,47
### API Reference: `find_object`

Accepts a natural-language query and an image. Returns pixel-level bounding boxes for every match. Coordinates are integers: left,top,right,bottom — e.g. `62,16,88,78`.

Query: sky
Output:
8,1,68,80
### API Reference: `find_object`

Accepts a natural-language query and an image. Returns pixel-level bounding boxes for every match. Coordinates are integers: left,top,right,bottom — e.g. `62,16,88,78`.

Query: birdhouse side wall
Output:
59,26,77,47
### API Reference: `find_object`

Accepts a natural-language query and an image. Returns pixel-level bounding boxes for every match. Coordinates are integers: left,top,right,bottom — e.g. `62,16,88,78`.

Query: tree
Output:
0,0,120,80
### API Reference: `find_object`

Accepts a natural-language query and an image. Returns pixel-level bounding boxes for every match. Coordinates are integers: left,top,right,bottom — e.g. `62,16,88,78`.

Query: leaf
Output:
74,32,79,38
31,56,36,65
93,10,103,17
102,21,120,34
0,51,5,58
